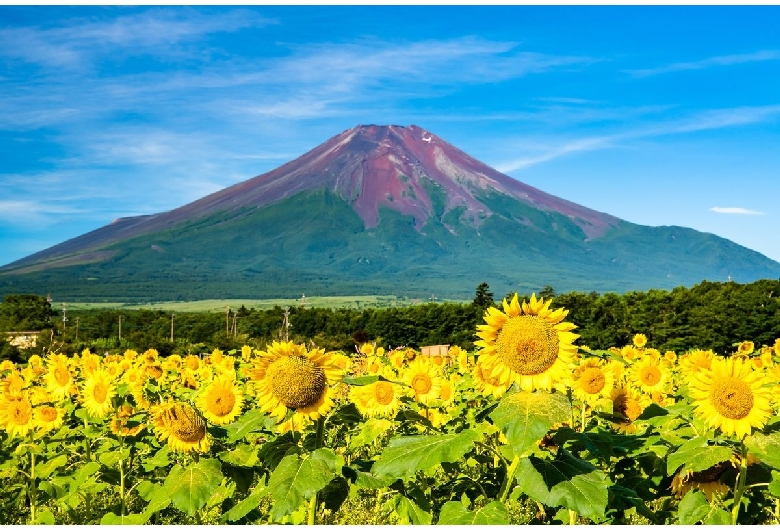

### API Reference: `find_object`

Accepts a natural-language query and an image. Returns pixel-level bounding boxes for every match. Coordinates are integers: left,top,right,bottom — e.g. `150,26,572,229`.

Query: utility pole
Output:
62,303,68,331
118,315,123,341
226,307,230,337
232,311,238,338
75,317,80,341
282,306,290,342
170,313,175,342
429,293,437,303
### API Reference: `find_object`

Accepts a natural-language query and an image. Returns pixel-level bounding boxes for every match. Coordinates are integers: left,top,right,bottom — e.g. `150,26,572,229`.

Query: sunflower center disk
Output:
411,374,433,395
169,404,206,443
580,367,606,394
54,366,70,386
12,401,32,424
641,366,662,386
267,355,327,409
93,382,108,403
207,387,236,416
374,381,394,405
495,315,560,376
711,378,754,420
40,407,58,422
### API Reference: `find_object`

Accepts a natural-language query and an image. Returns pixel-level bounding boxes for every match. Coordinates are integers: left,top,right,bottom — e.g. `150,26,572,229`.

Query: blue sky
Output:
2,6,780,274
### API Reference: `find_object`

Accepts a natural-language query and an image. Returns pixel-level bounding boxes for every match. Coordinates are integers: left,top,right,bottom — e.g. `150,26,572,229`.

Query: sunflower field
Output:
3,293,780,525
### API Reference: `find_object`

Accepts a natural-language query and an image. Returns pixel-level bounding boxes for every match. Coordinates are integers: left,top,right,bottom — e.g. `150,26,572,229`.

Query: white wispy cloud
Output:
710,207,765,215
628,50,780,77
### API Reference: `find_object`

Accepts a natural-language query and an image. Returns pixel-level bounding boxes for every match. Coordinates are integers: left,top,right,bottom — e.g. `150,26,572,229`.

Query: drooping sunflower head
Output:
248,341,343,430
151,402,209,453
632,333,648,349
571,358,615,406
110,404,145,437
688,357,772,439
196,375,244,425
671,461,732,502
474,293,578,392
610,387,644,433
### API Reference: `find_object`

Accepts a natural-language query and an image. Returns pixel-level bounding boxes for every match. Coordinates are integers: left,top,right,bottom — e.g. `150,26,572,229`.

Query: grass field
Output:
51,295,469,312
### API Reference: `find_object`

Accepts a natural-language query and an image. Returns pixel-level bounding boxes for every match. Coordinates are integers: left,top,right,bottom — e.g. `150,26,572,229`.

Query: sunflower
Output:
2,370,27,398
474,293,578,392
737,341,755,356
240,345,253,362
248,341,343,431
0,392,35,438
688,357,772,439
571,358,615,406
438,377,458,407
0,360,15,372
774,338,780,356
162,355,182,372
628,356,668,395
632,333,648,349
403,357,442,405
671,460,732,502
388,350,406,370
679,349,715,378
610,387,644,433
350,379,401,419
151,402,209,453
34,405,64,434
110,404,145,437
472,355,512,399
80,370,116,419
184,355,201,371
196,375,244,425
79,349,101,376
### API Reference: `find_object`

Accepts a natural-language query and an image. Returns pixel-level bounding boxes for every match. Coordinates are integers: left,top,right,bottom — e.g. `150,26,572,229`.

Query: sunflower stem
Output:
568,509,577,525
119,436,126,517
580,403,587,432
307,417,326,525
498,455,521,503
29,433,37,524
731,440,749,525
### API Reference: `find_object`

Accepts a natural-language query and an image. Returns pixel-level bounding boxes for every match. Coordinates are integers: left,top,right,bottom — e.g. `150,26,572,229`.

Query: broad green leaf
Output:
677,490,711,525
354,470,393,489
219,443,259,468
35,509,56,525
666,437,732,476
342,374,395,386
372,431,478,480
141,446,170,472
163,458,224,516
391,494,432,525
34,454,68,480
257,432,300,469
98,447,130,467
437,500,510,524
490,391,571,457
349,418,394,449
206,481,236,509
268,448,337,521
225,485,267,522
769,471,780,497
224,408,274,443
515,450,609,522
746,431,780,470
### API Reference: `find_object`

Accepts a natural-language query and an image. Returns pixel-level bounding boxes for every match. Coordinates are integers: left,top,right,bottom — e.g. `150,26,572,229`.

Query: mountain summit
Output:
3,125,780,300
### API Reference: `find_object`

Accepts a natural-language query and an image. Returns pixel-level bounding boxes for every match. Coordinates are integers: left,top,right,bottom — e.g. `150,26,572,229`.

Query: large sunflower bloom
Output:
34,405,64,434
248,341,342,431
628,356,668,395
472,355,512,399
688,357,772,439
475,293,578,392
196,375,244,425
571,358,615,406
151,402,209,453
80,370,116,419
350,379,401,419
403,357,442,405
678,349,715,378
0,392,35,438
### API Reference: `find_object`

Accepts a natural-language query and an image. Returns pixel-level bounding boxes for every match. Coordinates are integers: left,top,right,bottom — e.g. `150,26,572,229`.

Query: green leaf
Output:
225,485,267,522
515,450,609,522
391,494,432,525
354,470,393,489
267,448,337,521
35,509,56,525
34,454,68,480
141,446,170,472
437,500,510,524
342,374,395,386
372,431,478,480
490,391,571,457
746,431,780,470
100,512,148,525
219,443,259,468
666,437,733,475
349,417,394,449
163,458,224,516
224,408,274,443
677,490,711,525
98,447,130,467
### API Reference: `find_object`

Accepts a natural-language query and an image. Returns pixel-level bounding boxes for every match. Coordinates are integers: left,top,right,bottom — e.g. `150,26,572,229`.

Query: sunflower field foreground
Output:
3,294,780,524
